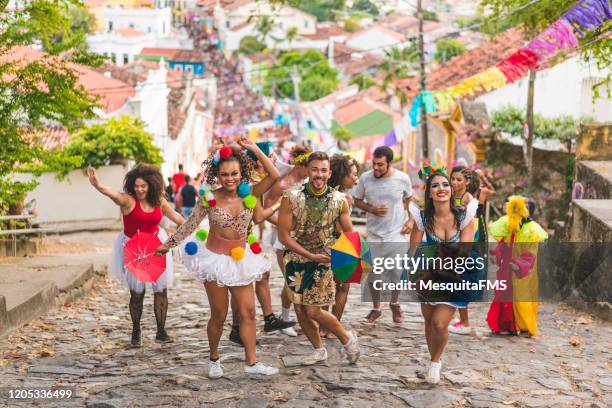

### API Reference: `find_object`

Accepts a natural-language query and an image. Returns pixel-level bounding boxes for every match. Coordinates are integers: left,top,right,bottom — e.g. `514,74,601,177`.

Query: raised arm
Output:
238,138,280,197
87,167,132,210
161,197,185,226
156,199,208,255
338,199,354,233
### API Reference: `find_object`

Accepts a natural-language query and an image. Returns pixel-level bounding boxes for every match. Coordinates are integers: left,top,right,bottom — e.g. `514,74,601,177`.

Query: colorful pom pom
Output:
195,228,208,241
237,181,251,198
213,151,220,165
201,199,209,208
208,199,217,207
199,188,205,196
219,146,232,159
230,246,245,261
243,195,257,209
250,242,262,254
204,190,216,207
185,241,198,255
247,234,258,245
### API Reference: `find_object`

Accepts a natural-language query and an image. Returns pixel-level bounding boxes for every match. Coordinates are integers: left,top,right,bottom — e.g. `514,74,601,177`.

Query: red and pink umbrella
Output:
124,231,166,283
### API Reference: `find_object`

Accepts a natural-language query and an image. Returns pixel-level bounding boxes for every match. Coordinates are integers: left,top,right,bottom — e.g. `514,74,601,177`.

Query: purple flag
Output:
384,129,397,146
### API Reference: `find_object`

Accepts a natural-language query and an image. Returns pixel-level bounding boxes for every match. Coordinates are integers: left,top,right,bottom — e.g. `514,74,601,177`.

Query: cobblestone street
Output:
0,233,610,407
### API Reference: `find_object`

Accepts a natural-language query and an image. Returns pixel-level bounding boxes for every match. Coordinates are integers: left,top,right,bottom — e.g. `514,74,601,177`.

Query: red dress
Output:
123,200,162,238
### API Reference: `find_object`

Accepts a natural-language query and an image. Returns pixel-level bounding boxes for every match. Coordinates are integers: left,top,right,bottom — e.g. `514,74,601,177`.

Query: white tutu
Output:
178,233,271,287
110,228,174,293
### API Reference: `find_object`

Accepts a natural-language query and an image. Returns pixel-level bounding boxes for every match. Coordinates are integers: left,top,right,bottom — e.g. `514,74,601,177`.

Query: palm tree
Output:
255,15,275,48
286,26,299,49
378,45,418,113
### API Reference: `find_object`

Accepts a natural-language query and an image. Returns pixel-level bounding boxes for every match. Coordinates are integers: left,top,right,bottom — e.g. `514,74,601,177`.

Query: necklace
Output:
306,182,328,197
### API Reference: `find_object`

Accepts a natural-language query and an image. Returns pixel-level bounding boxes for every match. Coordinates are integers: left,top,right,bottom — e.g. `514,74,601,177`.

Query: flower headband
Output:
290,152,312,165
418,161,447,190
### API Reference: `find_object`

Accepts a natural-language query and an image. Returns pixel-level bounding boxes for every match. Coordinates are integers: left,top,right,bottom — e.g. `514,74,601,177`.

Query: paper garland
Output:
407,0,611,117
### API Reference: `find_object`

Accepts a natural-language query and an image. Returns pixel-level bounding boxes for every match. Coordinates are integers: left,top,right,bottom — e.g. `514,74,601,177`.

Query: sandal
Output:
390,304,404,324
364,309,382,323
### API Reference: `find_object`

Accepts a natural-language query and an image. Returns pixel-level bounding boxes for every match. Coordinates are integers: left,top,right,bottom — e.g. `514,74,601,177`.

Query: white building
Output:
344,25,407,55
213,0,317,53
104,5,172,37
477,56,612,122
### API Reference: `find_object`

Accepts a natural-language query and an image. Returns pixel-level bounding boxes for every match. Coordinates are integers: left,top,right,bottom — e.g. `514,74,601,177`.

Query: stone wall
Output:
576,124,612,161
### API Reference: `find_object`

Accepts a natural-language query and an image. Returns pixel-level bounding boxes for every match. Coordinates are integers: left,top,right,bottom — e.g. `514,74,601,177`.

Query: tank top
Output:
123,199,162,237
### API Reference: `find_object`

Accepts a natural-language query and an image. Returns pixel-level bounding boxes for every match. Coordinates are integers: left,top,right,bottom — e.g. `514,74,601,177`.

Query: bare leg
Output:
420,303,434,358
293,304,323,349
429,305,456,362
332,281,350,322
276,250,292,310
459,307,470,326
230,295,239,327
203,282,229,360
229,284,257,365
303,305,349,345
255,271,273,317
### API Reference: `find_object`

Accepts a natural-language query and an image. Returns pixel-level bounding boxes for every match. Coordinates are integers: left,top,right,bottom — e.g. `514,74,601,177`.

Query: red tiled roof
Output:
347,26,406,43
230,21,253,32
116,28,146,37
223,0,252,12
302,26,347,40
334,98,397,125
36,126,71,150
395,28,526,101
2,47,134,114
171,49,205,63
331,42,360,64
341,53,382,75
377,13,418,32
140,47,180,58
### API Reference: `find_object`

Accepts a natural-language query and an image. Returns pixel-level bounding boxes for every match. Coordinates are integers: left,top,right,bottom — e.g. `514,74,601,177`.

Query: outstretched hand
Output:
155,244,169,257
87,167,100,189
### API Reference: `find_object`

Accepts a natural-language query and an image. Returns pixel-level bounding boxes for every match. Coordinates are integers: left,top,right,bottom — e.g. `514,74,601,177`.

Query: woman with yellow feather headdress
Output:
486,196,548,336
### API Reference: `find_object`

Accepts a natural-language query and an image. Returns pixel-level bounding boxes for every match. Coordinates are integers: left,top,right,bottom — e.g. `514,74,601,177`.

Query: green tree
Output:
239,35,266,55
286,26,299,48
378,45,418,112
349,72,376,90
255,15,275,45
297,0,346,22
352,0,379,16
264,49,339,101
334,127,355,141
423,9,439,22
62,116,163,169
344,17,360,33
434,38,466,63
0,0,99,212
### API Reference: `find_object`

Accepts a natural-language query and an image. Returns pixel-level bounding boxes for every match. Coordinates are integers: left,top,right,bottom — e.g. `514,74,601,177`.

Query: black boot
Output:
154,289,172,343
129,290,145,348
228,324,259,346
263,313,296,333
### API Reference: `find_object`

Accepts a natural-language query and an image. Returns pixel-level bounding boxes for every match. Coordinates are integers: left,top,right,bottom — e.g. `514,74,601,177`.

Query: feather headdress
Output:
506,195,529,234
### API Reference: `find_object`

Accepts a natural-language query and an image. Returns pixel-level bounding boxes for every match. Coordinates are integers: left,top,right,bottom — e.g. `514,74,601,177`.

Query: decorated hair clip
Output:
200,182,216,207
418,160,447,190
290,151,312,165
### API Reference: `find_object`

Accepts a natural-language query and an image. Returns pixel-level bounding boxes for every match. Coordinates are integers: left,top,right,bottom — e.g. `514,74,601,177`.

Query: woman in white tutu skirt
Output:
88,164,184,347
156,137,281,378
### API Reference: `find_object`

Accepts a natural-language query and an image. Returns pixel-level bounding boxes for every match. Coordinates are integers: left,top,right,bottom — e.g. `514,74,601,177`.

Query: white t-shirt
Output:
351,169,413,242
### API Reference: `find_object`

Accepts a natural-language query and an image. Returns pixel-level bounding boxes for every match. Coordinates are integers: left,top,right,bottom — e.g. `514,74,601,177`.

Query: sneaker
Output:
448,321,471,335
303,348,328,365
130,328,142,348
208,359,223,379
263,314,296,333
426,361,441,384
280,326,298,337
244,362,279,376
155,330,173,343
450,317,460,325
228,326,260,346
343,330,360,364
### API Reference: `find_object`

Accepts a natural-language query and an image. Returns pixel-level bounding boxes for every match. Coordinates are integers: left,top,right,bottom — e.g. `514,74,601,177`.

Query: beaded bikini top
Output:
207,206,253,235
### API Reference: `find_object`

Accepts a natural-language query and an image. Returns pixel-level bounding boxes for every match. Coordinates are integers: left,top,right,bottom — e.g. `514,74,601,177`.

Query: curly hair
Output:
450,165,480,194
289,144,312,165
329,154,359,190
203,146,253,185
423,172,462,234
123,163,164,207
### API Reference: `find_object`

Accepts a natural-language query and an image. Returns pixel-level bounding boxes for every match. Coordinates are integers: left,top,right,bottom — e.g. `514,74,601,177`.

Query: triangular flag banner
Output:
563,0,612,37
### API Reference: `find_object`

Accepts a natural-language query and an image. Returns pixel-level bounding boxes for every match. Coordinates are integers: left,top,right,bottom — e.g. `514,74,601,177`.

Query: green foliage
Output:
349,72,376,90
434,38,466,63
297,0,346,22
286,26,299,45
62,116,163,168
344,17,360,33
239,35,266,55
264,49,339,101
334,127,355,141
491,106,590,142
0,0,99,212
255,15,275,44
422,9,439,22
351,0,379,16
378,45,418,108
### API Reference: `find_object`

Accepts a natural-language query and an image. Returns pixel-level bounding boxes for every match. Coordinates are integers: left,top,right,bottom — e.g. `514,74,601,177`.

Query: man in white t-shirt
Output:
352,146,413,324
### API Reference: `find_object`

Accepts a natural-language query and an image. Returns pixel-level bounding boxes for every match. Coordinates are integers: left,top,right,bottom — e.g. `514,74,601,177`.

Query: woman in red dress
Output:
88,164,184,347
